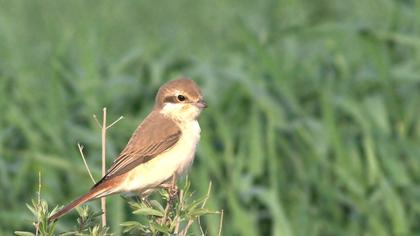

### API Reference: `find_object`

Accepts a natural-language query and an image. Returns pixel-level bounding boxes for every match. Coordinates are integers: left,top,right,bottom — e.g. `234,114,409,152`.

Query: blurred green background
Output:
1,0,420,235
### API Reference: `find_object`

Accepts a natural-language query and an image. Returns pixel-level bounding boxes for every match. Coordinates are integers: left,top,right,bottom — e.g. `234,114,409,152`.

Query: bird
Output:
48,78,207,222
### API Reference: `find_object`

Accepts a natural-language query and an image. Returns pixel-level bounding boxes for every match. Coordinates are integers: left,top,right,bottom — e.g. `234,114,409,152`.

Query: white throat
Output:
159,103,202,122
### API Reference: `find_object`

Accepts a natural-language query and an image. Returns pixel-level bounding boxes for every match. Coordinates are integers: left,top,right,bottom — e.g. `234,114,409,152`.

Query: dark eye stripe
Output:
163,96,178,103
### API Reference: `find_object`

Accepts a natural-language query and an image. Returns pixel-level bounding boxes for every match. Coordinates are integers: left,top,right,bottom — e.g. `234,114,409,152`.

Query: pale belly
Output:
121,121,200,193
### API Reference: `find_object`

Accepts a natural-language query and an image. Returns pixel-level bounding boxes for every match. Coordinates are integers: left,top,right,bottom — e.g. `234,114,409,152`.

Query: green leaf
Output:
150,200,165,212
25,203,36,216
186,194,209,214
121,221,147,233
133,207,164,217
14,231,35,236
59,231,79,236
120,221,141,227
150,222,171,234
189,208,218,218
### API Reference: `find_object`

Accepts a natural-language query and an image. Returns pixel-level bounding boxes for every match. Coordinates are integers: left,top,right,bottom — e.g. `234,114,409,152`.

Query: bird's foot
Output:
160,175,179,200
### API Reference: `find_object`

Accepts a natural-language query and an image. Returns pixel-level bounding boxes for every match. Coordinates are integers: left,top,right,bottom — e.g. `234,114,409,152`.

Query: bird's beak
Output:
196,99,208,109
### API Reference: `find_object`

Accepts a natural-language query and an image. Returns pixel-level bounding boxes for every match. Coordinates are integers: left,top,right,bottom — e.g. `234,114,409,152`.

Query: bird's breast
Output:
122,120,201,192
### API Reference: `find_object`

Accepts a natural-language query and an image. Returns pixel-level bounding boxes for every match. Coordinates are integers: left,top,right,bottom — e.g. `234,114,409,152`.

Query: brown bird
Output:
49,78,207,221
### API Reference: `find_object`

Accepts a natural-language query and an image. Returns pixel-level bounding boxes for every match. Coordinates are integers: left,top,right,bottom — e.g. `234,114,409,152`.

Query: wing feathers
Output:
94,111,181,187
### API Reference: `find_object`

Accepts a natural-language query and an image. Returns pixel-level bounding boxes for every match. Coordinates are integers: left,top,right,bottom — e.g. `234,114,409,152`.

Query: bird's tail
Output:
48,185,112,222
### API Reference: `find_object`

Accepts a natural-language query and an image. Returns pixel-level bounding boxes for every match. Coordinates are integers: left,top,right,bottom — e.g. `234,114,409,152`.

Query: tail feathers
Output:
48,187,108,222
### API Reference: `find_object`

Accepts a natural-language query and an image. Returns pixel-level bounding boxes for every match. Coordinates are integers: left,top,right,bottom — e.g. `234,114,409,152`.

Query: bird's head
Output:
155,78,207,122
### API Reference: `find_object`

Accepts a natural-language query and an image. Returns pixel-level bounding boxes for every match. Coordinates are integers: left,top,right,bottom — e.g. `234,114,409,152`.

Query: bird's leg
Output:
141,196,152,207
133,194,141,203
169,174,178,199
137,189,154,206
160,174,179,199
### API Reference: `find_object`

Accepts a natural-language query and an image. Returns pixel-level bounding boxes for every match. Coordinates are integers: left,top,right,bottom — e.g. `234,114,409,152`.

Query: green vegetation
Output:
1,0,420,235
14,176,216,236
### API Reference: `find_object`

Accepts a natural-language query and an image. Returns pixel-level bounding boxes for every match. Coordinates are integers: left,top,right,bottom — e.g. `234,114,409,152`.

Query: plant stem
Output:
218,210,224,236
101,107,107,227
161,175,177,227
77,143,96,184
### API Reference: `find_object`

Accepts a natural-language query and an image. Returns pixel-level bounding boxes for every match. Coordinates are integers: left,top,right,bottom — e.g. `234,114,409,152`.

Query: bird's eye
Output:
177,95,186,101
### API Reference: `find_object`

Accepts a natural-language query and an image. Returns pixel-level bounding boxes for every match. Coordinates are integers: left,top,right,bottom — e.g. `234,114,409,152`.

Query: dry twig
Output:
34,172,41,236
218,210,224,236
77,143,96,184
198,182,212,235
92,108,123,227
100,108,107,227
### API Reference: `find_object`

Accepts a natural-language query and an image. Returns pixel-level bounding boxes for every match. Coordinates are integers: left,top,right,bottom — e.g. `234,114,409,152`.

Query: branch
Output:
173,189,184,234
35,172,42,236
101,107,107,227
181,219,194,236
77,143,96,184
92,114,101,129
93,108,123,227
106,116,124,129
198,182,212,235
218,210,224,236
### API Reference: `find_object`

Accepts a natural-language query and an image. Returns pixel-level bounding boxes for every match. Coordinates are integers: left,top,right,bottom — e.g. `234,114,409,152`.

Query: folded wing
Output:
94,111,181,187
